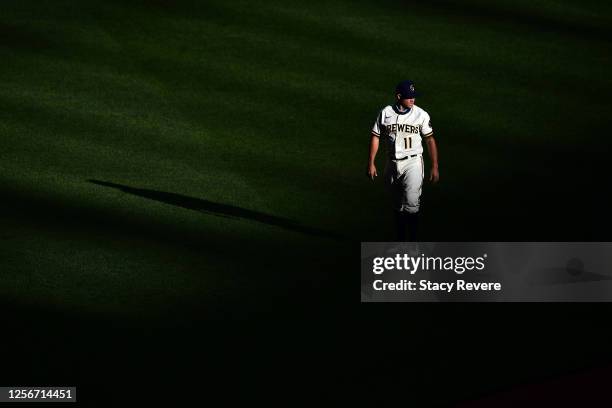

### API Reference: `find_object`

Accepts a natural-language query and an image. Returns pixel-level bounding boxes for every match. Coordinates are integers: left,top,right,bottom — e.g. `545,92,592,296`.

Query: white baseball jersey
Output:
371,104,433,159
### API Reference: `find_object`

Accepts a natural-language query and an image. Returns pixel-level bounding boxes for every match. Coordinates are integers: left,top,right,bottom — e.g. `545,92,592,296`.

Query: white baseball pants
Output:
384,155,424,214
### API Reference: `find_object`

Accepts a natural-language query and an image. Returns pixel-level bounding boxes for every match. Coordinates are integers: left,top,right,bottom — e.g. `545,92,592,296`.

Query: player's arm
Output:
425,136,439,183
367,132,379,180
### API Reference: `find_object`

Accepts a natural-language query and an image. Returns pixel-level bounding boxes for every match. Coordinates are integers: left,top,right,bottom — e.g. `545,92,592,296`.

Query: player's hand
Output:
429,167,439,183
367,163,378,180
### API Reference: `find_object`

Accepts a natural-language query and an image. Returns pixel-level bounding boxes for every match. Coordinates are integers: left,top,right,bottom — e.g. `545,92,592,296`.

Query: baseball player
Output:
367,80,439,241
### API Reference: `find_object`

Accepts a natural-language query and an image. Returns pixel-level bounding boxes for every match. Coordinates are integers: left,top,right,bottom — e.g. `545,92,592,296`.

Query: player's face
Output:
398,97,415,109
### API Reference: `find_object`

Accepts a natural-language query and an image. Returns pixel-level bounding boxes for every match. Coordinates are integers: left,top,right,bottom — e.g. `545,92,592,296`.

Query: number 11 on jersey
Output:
404,137,412,149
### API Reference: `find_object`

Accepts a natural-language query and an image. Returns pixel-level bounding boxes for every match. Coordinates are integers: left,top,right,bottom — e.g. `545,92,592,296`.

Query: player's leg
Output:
385,160,407,241
394,210,407,241
400,156,424,241
390,159,413,241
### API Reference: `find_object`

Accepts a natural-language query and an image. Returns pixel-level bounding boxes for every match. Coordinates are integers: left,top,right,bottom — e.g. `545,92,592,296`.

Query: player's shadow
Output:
88,180,343,240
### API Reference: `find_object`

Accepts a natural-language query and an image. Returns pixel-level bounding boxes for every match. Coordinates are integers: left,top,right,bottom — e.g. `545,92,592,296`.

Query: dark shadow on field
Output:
113,0,612,43
88,179,344,240
401,0,612,42
0,23,49,50
0,184,353,324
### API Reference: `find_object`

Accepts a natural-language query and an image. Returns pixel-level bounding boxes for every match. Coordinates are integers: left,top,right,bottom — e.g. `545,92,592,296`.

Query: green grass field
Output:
1,0,612,404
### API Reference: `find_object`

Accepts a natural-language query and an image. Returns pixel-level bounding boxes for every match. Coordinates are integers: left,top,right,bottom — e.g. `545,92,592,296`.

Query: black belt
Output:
395,154,418,161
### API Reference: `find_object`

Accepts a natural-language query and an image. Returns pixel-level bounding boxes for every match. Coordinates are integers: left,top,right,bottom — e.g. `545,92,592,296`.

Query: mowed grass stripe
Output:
5,0,612,166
